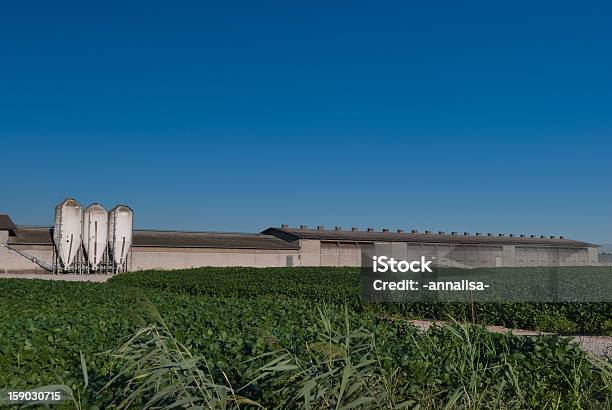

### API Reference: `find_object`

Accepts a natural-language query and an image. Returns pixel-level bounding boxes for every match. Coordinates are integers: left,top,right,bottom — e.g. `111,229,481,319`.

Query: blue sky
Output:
1,1,611,243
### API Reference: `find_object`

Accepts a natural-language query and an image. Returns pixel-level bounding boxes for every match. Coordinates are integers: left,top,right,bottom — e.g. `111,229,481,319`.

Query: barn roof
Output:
133,229,298,250
6,224,598,250
7,227,298,250
0,214,17,231
262,226,598,248
6,226,51,244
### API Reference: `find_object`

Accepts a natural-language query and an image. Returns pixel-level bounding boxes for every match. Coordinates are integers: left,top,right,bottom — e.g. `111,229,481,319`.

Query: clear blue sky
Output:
1,1,611,244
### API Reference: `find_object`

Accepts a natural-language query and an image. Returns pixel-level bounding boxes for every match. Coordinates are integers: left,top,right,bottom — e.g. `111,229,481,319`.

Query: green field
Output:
0,267,610,408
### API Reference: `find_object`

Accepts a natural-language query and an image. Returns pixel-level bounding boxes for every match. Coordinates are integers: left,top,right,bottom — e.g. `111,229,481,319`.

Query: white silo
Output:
53,198,83,269
108,205,133,271
82,204,108,271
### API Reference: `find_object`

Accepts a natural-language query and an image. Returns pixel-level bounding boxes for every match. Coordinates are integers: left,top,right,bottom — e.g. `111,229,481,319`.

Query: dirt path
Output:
409,319,612,358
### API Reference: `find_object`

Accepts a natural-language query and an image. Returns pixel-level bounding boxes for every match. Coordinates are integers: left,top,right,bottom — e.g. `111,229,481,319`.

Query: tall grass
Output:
247,304,410,409
247,308,611,409
100,290,259,409
100,293,611,409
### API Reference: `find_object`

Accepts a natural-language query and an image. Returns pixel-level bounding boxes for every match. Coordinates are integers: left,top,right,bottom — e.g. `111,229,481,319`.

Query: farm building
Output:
0,212,599,273
0,218,299,273
262,226,599,268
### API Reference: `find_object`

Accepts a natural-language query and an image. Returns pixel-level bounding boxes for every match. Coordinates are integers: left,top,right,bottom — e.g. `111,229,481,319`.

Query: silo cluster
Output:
52,198,133,274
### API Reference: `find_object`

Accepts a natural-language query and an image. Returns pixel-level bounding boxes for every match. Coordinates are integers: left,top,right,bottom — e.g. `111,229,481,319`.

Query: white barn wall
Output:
3,245,54,273
0,231,8,273
130,247,299,270
339,243,359,266
298,239,321,266
588,247,598,265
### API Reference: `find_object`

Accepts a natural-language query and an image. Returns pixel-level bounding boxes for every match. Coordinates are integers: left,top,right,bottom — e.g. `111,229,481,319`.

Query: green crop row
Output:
108,267,612,334
0,277,610,408
109,267,361,300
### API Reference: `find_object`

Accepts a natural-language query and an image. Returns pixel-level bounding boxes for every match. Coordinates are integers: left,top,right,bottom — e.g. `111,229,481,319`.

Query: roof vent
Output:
425,230,432,234
300,225,308,229
475,233,481,236
411,229,418,233
367,228,374,232
382,228,389,233
451,231,457,235
351,227,359,231
281,224,289,229
334,226,342,231
397,229,404,233
317,225,325,230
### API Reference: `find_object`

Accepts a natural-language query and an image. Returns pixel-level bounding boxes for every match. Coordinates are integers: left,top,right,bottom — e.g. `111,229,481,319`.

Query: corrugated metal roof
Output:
7,225,597,250
262,227,598,248
7,226,299,250
133,230,298,250
6,227,51,244
0,214,17,231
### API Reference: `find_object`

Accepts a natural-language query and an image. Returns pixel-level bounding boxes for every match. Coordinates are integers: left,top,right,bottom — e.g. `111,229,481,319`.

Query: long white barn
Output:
0,213,599,273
